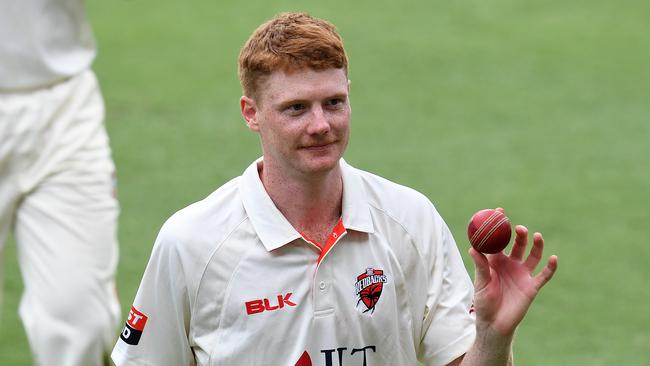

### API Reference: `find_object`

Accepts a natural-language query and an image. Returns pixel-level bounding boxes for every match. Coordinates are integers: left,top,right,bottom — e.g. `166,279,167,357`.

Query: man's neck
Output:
259,161,343,246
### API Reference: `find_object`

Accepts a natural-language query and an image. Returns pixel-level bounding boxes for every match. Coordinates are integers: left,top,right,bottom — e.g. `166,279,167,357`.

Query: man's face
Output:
241,68,351,178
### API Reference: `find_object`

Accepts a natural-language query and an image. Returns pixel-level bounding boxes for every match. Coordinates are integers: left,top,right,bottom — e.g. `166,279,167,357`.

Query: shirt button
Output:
319,281,326,290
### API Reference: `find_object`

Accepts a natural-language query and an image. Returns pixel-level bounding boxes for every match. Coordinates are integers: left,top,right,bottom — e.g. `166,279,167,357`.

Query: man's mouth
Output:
301,141,336,149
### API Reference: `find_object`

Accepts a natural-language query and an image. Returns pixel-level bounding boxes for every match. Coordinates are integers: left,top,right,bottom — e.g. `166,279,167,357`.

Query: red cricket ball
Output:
467,208,512,254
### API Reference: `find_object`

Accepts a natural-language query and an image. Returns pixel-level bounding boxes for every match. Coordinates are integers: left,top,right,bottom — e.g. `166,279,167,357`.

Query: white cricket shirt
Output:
112,159,476,366
0,0,96,90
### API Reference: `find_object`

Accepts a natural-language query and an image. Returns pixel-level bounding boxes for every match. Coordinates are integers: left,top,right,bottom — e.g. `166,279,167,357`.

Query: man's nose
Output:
307,106,331,135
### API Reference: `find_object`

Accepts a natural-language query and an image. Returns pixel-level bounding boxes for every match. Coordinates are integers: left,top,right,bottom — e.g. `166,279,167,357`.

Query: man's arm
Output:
449,220,558,366
112,225,195,366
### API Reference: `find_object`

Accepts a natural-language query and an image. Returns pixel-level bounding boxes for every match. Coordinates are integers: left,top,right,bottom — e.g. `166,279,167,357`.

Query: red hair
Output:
238,12,348,98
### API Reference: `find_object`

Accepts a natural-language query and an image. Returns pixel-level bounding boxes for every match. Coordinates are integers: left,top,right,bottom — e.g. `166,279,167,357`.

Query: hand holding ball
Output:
467,208,512,254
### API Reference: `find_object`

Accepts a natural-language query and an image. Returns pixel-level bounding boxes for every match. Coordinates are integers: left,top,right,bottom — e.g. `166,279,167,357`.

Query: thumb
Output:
469,247,491,291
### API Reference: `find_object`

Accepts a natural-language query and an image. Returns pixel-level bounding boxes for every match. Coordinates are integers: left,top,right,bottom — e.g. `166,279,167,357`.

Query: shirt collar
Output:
239,157,374,252
339,159,374,234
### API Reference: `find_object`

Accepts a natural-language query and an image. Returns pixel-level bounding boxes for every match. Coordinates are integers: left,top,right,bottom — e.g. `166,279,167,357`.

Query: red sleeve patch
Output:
120,306,149,345
127,306,149,330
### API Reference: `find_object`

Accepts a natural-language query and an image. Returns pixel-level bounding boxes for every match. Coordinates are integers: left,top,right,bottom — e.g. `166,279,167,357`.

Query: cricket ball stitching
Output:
478,215,509,249
470,210,501,248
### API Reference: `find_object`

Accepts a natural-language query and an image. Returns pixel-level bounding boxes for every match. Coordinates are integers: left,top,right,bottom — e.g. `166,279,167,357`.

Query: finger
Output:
469,247,491,291
534,255,558,290
495,207,505,213
523,232,544,272
509,225,528,261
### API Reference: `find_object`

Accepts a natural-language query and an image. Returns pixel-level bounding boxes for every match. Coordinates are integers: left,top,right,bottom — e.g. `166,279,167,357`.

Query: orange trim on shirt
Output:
300,232,321,251
317,218,346,264
299,218,347,265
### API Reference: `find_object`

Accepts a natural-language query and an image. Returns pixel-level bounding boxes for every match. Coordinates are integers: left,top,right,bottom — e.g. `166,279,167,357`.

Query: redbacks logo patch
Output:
355,268,388,314
120,306,148,345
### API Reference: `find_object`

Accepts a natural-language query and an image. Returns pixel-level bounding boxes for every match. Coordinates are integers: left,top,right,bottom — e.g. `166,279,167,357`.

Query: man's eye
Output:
288,104,306,112
327,98,344,107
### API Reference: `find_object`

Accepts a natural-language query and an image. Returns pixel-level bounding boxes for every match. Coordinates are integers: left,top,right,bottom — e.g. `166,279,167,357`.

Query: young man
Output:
112,12,557,366
0,1,120,365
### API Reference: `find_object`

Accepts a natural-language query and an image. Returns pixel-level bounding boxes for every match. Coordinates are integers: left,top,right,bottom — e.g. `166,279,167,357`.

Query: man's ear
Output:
240,96,260,132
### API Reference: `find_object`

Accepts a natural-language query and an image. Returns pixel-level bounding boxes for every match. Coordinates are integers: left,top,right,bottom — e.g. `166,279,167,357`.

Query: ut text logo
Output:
245,292,296,315
120,306,148,345
295,346,377,366
322,346,376,366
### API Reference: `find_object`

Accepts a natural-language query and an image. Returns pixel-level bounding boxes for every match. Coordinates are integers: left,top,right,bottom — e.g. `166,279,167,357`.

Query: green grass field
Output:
2,0,649,364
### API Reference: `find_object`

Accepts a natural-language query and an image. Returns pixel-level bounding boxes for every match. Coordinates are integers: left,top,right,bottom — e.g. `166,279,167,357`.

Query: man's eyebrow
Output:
274,91,349,108
274,98,309,109
326,92,348,100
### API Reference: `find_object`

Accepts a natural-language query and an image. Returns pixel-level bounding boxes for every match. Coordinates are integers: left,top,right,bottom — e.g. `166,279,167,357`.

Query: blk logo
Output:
245,292,297,315
355,268,388,314
120,306,148,345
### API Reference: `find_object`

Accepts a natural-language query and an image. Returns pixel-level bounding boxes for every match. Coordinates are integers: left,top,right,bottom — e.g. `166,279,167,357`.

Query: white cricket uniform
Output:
0,1,120,365
112,159,476,366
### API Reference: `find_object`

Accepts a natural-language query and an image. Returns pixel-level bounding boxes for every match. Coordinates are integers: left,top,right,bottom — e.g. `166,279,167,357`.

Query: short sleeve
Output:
418,217,476,366
111,225,196,366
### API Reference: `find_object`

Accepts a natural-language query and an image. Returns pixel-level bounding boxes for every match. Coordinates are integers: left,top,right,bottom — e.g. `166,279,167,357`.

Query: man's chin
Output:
299,155,341,174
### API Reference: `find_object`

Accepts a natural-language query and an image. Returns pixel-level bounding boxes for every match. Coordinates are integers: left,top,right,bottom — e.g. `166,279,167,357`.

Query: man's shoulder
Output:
157,176,248,251
346,164,447,237
352,165,435,213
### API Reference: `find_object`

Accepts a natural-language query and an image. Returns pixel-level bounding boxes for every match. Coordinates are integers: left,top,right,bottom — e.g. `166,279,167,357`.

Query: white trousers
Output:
0,70,121,366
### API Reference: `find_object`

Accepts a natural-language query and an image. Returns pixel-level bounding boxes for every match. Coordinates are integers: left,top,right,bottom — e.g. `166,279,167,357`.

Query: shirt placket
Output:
301,219,347,316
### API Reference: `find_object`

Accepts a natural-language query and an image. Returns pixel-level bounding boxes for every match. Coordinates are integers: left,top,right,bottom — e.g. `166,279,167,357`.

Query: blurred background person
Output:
0,1,120,365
